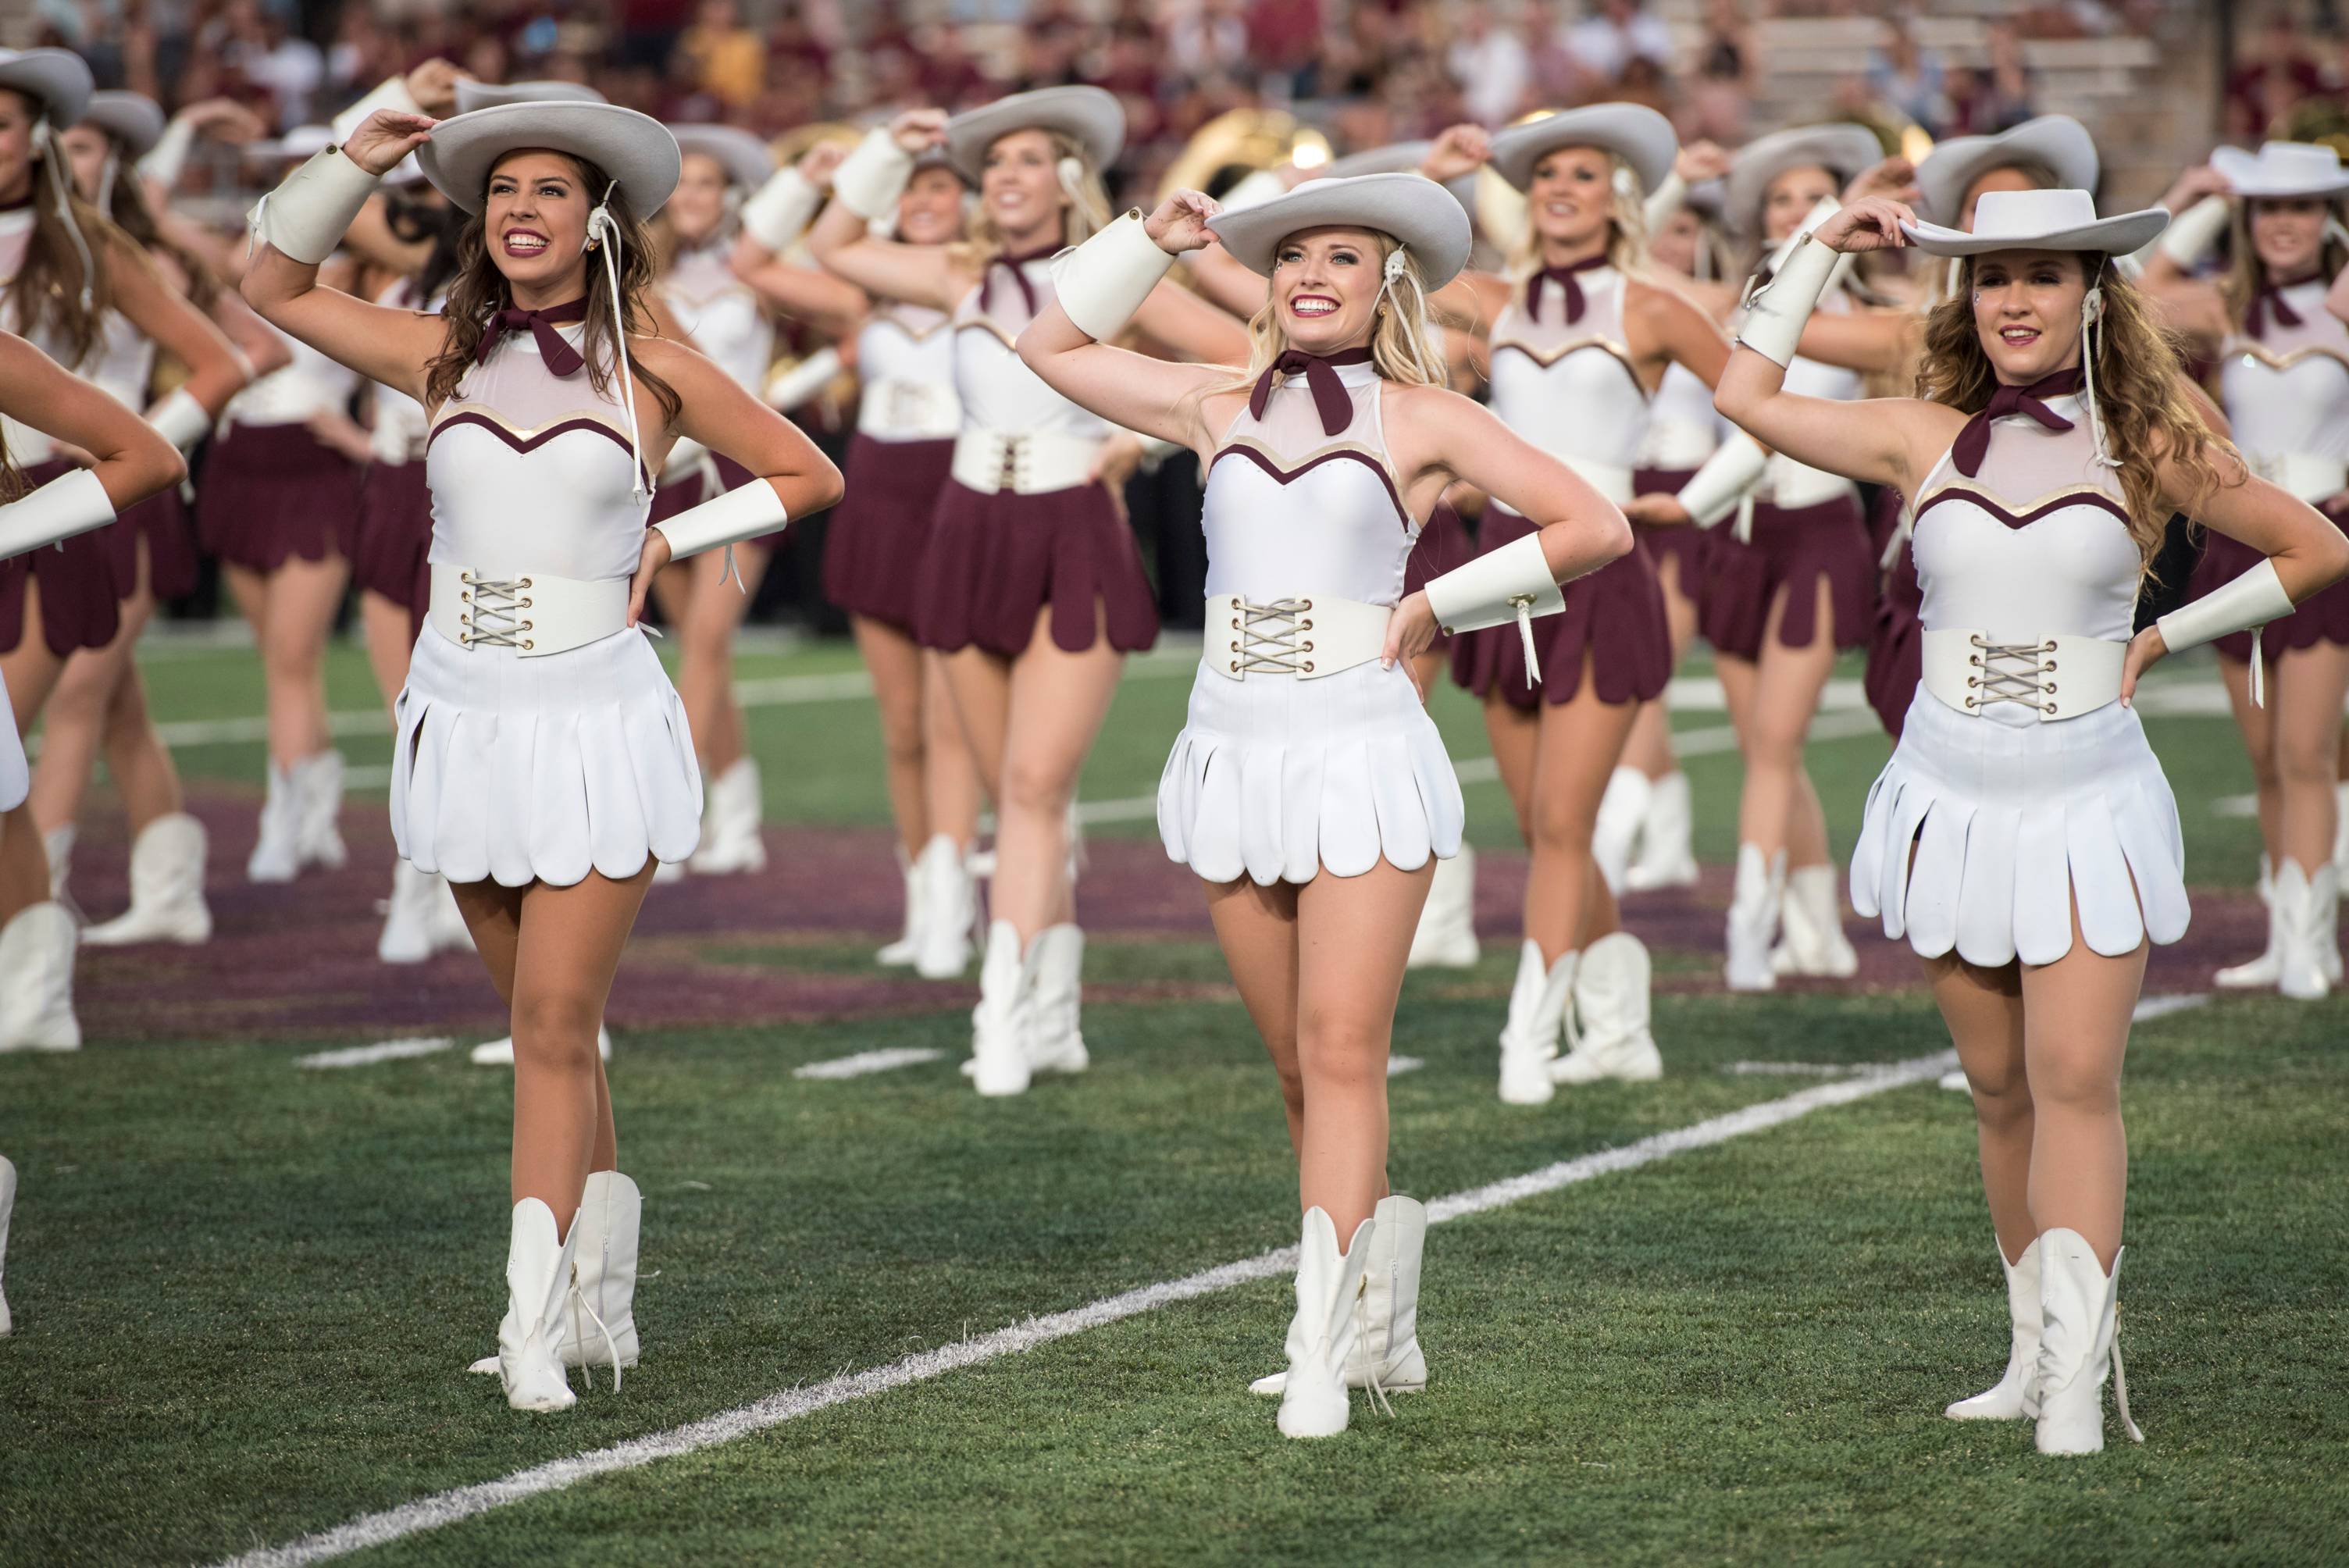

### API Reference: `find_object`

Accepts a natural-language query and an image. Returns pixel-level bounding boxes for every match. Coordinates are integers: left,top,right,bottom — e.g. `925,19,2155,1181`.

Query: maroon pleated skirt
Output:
915,479,1158,657
824,435,954,633
1403,501,1471,654
1631,465,1709,597
2185,497,2349,662
1863,490,1925,740
196,422,360,573
351,459,433,640
0,458,137,655
1698,490,1873,660
121,484,201,603
651,452,780,547
1449,504,1671,711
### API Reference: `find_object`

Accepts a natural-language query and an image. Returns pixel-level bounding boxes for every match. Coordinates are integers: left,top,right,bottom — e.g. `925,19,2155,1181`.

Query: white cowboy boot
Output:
293,750,348,871
1496,939,1577,1106
2215,853,2282,989
246,762,302,883
376,859,440,964
470,1026,611,1066
689,757,767,875
497,1198,581,1412
877,841,922,966
1771,863,1859,978
1724,845,1786,992
2276,860,2331,1002
1945,1236,2041,1420
1026,924,1090,1075
0,903,80,1053
2309,860,2343,983
1253,1194,1425,1399
912,834,977,980
1625,770,1700,891
42,823,75,911
1405,843,1480,970
561,1171,640,1372
2334,781,2349,886
1592,767,1653,896
0,1155,15,1336
968,919,1039,1097
1555,932,1663,1084
82,814,212,946
1275,1206,1375,1439
428,871,475,954
2033,1228,2143,1456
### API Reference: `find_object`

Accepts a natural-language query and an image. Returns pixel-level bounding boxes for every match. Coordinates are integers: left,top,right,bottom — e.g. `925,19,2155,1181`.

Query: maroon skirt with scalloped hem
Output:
1862,486,1923,739
823,435,954,633
915,479,1159,657
196,422,361,574
651,451,782,547
1698,490,1873,661
2185,497,2349,663
1449,505,1672,711
117,483,201,604
350,460,433,640
0,458,136,657
1403,501,1471,654
1631,465,1710,597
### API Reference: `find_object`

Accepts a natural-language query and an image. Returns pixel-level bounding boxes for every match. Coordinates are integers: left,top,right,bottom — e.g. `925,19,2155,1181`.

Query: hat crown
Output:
2254,140,2344,179
1969,187,2100,241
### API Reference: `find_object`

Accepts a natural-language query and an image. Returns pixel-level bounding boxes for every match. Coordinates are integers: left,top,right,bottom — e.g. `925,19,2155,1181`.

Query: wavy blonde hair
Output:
1206,232,1448,406
2220,196,2349,331
1507,148,1649,299
950,130,1110,276
1916,255,2240,568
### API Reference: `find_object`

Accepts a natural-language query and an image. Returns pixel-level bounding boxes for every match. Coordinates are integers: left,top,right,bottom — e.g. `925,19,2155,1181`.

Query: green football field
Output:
4,632,2344,1566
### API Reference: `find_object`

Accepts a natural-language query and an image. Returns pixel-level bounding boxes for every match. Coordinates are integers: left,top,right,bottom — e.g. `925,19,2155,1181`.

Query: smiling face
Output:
980,127,1068,244
667,149,730,248
2248,195,2329,280
1761,162,1841,244
58,123,112,203
0,90,41,204
1969,248,2090,383
483,149,594,294
896,164,965,246
1271,225,1388,354
1524,144,1615,255
1959,164,2041,232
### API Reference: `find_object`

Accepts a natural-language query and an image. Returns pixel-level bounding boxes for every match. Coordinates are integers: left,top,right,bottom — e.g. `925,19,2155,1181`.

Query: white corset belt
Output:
2246,451,2348,504
1764,454,1857,509
1203,593,1391,681
950,429,1102,494
1561,456,1634,507
428,564,631,658
1920,628,2126,722
859,380,961,441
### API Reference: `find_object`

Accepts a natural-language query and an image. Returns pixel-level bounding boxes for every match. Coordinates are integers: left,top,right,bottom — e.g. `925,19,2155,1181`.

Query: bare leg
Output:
29,568,155,834
0,804,45,918
98,664,184,834
986,607,1122,939
1734,579,1839,861
661,543,769,779
1480,693,1540,845
1622,547,1699,781
941,645,1012,800
0,590,66,925
1204,875,1306,1154
2017,902,2148,1270
255,555,349,768
1522,656,1638,964
2218,656,2283,870
854,615,932,860
359,592,415,716
2270,643,2349,872
921,653,984,846
1926,951,2035,1263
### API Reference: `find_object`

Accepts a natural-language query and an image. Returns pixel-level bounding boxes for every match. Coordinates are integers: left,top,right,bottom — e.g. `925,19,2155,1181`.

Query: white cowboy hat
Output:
1724,123,1881,234
1898,187,2169,257
453,78,607,116
244,123,334,164
1207,171,1474,289
81,90,166,159
1915,114,2100,227
1488,104,1677,197
670,123,775,189
2210,140,2349,200
943,86,1124,186
1321,140,1477,214
420,101,682,217
0,48,93,127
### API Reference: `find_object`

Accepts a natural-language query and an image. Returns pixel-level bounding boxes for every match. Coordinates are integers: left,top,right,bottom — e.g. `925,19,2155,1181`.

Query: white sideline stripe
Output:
295,1037,454,1069
2212,792,2258,818
212,1050,1953,1568
2132,992,2211,1023
1720,1060,1865,1077
1387,1055,1425,1078
793,1047,945,1081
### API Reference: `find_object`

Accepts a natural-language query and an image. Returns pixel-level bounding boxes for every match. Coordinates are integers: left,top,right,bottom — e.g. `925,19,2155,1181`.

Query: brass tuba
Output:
1157,108,1331,205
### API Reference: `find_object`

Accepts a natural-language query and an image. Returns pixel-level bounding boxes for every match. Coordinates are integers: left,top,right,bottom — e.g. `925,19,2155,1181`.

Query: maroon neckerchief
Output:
1249,346,1375,437
1953,366,2084,478
2247,273,2319,339
1526,253,1611,326
477,297,590,376
980,244,1059,315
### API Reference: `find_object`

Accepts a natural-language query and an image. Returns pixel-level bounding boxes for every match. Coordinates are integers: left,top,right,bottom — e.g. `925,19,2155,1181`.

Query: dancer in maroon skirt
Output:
736,139,988,978
809,89,1248,1093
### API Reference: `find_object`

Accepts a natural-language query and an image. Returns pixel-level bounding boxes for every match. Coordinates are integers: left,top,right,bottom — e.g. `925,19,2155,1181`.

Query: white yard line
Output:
295,1038,454,1070
2131,992,2212,1023
791,1047,946,1081
216,1049,1953,1568
1720,1060,1868,1078
1387,1055,1425,1078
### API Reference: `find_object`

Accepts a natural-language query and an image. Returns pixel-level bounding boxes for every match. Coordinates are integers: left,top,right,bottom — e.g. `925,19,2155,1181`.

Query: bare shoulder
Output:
1384,378,1489,431
630,331,719,383
1624,273,1713,326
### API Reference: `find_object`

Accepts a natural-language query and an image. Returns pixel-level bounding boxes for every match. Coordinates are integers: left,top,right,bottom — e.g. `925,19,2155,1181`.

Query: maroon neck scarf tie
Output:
2247,276,2313,340
1953,366,2085,477
478,296,590,376
1526,254,1611,325
980,245,1059,316
1249,346,1375,437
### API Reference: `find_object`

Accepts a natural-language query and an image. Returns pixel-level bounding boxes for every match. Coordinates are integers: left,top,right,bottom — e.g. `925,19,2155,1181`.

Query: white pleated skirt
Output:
0,667,26,813
1157,659,1463,886
391,622,703,888
1851,689,2190,967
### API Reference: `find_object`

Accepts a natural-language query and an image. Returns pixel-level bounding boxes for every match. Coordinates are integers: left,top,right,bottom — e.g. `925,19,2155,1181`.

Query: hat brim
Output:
1898,207,2170,258
452,79,608,116
1322,143,1477,214
1207,172,1474,289
1724,124,1881,234
420,102,683,217
2210,144,2349,200
943,87,1124,185
82,91,166,159
0,48,94,128
1488,105,1677,197
672,123,774,189
1916,115,2100,227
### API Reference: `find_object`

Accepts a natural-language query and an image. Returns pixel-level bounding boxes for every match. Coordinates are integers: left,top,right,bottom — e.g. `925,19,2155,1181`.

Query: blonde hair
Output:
1507,148,1649,303
1206,232,1448,405
2220,196,2349,332
951,130,1110,275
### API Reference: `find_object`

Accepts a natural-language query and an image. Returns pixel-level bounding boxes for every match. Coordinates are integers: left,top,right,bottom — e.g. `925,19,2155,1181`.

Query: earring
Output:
586,237,600,251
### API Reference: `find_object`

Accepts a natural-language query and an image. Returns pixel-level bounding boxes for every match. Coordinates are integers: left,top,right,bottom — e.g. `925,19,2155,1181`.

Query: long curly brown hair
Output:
4,180,119,368
1915,255,2241,568
97,141,219,312
422,151,680,427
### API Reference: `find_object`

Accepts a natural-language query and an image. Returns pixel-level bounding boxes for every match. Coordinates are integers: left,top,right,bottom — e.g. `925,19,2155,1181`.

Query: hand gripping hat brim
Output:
83,91,166,158
1489,104,1677,197
1207,172,1474,289
943,86,1125,186
452,78,608,116
0,48,94,128
2210,140,2349,199
671,123,775,189
1724,123,1882,234
421,101,683,217
1898,187,2169,258
1915,114,2100,227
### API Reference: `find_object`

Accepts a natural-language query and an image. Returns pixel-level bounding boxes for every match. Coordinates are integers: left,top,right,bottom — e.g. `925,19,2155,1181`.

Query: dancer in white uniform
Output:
1717,187,2349,1454
244,101,842,1409
1021,173,1629,1437
807,89,1248,1095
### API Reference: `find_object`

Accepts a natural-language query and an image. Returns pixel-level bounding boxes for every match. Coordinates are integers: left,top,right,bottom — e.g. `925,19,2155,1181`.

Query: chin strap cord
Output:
585,181,655,515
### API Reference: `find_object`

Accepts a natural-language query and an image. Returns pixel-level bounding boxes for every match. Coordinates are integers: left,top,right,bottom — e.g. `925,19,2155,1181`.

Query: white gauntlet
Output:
0,469,117,561
144,387,212,454
1736,230,1842,369
332,75,423,144
740,166,822,253
249,147,380,265
1674,432,1767,529
1053,212,1174,342
2156,195,2230,270
2157,556,2293,707
654,476,789,561
1641,169,1688,233
832,129,914,224
1424,531,1566,686
138,114,198,190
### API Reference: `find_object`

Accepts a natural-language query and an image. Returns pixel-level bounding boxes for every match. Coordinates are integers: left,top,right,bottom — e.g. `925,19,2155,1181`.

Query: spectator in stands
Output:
1864,14,1948,137
1946,20,2037,135
2227,6,2325,141
1684,0,1758,146
679,0,764,109
1449,2,1534,127
1565,0,1675,84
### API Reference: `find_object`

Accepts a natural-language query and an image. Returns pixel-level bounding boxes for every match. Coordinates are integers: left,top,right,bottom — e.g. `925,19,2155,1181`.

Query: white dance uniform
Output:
825,303,961,632
390,315,702,887
1157,356,1463,883
1851,394,2190,965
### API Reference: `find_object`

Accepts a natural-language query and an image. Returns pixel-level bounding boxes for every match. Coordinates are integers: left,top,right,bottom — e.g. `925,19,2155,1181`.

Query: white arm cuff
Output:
1642,169,1688,233
144,387,212,453
249,148,380,265
832,129,914,225
2156,556,2293,654
138,114,198,190
1053,212,1174,342
0,469,118,561
654,476,789,561
331,75,424,144
1425,531,1565,634
764,345,843,412
1675,432,1767,529
740,166,822,254
1736,231,1841,369
2156,194,2230,270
